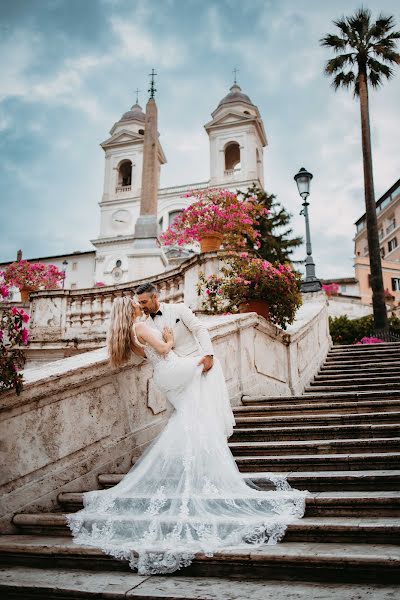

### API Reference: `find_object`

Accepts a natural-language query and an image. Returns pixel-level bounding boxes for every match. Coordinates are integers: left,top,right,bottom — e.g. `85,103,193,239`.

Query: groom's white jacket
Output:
150,302,214,357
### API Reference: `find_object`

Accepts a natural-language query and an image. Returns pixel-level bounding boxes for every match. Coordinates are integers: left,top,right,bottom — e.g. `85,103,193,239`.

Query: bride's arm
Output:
134,322,173,355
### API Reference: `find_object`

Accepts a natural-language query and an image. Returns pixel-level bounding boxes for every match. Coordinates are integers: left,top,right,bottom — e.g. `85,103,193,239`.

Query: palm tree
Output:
320,8,400,331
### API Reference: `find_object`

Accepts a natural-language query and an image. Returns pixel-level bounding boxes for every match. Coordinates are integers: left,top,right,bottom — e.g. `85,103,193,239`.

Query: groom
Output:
135,282,214,372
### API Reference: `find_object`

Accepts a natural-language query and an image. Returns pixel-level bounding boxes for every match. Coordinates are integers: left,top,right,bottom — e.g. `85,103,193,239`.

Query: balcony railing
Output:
386,222,396,235
224,169,241,179
115,185,132,193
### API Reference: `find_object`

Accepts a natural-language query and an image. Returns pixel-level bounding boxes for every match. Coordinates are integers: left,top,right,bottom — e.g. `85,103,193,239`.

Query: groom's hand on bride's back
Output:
198,355,214,373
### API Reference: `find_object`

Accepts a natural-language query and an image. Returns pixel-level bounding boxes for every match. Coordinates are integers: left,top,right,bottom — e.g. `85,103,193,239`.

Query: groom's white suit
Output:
149,301,214,358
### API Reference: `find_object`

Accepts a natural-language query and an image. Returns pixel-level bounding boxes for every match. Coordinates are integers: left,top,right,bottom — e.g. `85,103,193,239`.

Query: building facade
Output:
354,178,400,305
1,82,267,291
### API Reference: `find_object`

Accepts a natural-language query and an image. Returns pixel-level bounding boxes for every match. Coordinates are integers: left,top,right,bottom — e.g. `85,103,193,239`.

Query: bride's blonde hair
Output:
107,296,137,368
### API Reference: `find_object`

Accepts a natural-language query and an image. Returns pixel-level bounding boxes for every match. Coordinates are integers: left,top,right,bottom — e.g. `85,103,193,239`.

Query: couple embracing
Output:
67,282,307,575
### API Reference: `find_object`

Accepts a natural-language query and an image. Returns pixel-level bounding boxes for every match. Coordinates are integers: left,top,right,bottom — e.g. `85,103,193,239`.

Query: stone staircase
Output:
1,342,400,597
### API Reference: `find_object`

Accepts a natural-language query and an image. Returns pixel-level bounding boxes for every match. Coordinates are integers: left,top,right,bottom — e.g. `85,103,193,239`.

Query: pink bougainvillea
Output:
356,336,385,345
2,261,65,290
160,188,269,249
322,283,339,297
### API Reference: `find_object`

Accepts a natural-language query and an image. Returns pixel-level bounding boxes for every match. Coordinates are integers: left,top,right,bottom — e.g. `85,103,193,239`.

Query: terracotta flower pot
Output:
20,286,38,303
199,232,224,253
239,299,270,320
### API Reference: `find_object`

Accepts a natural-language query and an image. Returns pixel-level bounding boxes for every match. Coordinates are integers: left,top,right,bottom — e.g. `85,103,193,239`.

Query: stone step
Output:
97,470,400,492
234,399,400,417
330,341,400,350
316,370,400,380
1,536,399,583
3,566,400,600
57,490,400,517
324,356,400,366
230,422,400,442
240,390,400,405
234,410,400,428
320,360,399,373
229,437,400,457
312,375,400,385
304,383,400,394
11,514,400,544
235,452,400,472
327,350,400,360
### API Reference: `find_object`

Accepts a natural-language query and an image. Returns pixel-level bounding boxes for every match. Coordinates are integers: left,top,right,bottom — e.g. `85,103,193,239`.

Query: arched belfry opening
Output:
118,160,132,189
224,142,241,172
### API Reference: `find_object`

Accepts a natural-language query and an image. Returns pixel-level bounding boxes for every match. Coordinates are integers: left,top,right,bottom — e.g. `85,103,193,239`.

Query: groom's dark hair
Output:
135,282,158,295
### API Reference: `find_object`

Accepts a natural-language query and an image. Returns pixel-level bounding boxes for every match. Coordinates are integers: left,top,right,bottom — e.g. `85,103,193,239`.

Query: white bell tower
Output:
204,81,267,188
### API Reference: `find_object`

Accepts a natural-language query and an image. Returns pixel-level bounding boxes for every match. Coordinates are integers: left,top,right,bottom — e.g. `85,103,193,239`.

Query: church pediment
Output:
204,111,253,130
101,129,145,149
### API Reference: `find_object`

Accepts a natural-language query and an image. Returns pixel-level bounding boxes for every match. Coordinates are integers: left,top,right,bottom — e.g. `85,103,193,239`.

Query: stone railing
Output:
115,185,132,193
0,296,331,531
25,252,223,366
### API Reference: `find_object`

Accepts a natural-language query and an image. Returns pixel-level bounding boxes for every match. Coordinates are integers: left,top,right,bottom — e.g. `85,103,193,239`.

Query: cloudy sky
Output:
0,0,399,278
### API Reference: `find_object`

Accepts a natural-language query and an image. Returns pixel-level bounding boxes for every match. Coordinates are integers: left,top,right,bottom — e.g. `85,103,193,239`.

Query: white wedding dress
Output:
67,329,308,575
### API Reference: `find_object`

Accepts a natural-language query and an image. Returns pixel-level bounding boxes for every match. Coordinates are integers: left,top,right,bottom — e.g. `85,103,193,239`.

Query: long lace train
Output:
66,345,308,575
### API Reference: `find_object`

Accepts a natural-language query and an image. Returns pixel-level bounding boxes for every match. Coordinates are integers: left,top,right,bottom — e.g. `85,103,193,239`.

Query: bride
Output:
67,296,307,575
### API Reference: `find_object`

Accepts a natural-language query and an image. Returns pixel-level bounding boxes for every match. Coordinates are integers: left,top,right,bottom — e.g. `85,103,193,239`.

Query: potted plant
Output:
160,188,267,253
197,252,302,330
2,261,65,302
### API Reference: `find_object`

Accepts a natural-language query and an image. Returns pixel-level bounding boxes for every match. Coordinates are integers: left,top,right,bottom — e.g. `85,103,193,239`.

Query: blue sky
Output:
0,0,399,278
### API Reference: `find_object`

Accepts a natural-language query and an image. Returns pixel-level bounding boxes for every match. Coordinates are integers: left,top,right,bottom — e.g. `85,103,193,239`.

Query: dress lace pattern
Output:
66,328,308,575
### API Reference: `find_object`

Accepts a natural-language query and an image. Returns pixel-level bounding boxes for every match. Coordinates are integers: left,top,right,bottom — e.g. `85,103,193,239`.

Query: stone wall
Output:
0,296,330,532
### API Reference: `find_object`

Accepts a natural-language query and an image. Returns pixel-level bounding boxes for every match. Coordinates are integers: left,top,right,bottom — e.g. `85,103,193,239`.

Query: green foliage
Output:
329,314,400,345
239,184,304,264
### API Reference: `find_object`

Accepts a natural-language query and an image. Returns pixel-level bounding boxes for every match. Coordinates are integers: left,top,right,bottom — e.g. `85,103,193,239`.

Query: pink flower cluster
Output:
2,261,65,290
160,188,267,248
356,336,385,345
322,283,339,297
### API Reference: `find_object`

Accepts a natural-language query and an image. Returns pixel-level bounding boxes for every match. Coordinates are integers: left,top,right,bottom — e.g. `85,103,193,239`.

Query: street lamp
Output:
62,260,68,289
294,167,322,293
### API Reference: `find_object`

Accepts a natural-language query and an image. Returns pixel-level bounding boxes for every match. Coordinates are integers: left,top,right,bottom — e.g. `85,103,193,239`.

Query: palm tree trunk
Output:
358,69,388,330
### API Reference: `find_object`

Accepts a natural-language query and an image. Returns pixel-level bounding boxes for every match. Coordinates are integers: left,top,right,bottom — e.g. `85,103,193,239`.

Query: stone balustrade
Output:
25,252,222,366
0,295,331,532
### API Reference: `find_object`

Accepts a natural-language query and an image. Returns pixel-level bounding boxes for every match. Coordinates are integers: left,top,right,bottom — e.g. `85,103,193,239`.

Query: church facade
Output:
1,83,267,290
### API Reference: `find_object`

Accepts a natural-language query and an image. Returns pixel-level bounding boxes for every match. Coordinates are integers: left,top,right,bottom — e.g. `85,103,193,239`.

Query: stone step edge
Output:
241,390,400,403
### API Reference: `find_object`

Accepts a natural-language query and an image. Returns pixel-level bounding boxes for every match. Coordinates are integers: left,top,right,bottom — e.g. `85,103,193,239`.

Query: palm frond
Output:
367,57,394,81
368,70,384,88
369,14,395,40
320,33,347,51
348,8,371,41
324,53,356,75
333,17,351,38
331,71,355,91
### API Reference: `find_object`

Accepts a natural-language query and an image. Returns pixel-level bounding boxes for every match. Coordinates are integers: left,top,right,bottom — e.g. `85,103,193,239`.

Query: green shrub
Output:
329,314,400,345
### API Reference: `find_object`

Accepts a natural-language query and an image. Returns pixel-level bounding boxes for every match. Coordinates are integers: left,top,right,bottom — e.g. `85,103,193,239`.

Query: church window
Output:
72,262,78,271
244,110,250,115
224,142,241,171
117,160,132,188
138,129,144,135
116,259,122,268
168,210,183,227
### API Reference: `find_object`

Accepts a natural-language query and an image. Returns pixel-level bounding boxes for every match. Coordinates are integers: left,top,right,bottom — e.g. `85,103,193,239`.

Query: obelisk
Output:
131,69,167,277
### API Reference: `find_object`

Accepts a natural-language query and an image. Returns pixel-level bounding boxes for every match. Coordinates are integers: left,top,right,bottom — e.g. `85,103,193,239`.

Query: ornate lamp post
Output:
294,167,322,293
62,260,68,289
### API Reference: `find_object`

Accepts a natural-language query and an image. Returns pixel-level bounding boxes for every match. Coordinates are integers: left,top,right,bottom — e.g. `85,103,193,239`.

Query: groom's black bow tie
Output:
150,310,163,318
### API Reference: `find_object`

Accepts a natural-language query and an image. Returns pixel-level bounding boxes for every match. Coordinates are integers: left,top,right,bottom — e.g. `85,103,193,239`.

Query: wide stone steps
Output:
240,390,400,405
229,437,400,456
234,398,400,417
1,537,399,583
304,383,400,394
315,370,400,380
97,470,400,492
310,375,400,386
11,514,400,544
56,490,400,517
235,452,400,472
230,422,400,442
234,410,400,428
329,342,400,351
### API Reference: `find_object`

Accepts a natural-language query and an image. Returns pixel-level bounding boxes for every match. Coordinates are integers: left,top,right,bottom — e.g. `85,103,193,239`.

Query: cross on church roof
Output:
148,69,157,98
135,88,141,104
233,66,239,84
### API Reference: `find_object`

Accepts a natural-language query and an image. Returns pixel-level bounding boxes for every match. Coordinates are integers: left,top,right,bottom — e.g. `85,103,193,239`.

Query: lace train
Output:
67,345,308,575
